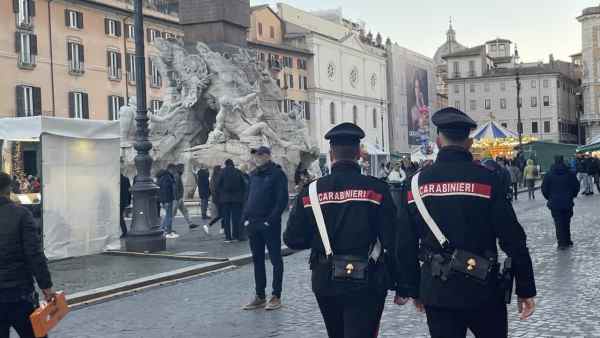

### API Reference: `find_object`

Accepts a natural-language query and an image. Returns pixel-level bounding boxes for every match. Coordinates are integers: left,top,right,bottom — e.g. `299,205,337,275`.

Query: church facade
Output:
277,3,389,161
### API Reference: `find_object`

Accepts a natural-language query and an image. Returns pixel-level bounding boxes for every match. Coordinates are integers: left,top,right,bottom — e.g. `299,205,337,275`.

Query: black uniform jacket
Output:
284,161,397,297
396,146,536,309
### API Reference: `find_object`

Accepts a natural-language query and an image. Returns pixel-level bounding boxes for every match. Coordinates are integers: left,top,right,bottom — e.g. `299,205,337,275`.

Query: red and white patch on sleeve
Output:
302,189,383,208
407,182,492,203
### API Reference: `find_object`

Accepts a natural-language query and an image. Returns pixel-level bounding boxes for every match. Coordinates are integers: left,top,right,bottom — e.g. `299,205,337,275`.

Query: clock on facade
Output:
327,62,336,81
350,67,359,87
370,73,377,89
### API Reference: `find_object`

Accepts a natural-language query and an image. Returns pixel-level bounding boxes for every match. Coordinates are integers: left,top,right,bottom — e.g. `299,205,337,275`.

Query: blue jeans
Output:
160,201,174,233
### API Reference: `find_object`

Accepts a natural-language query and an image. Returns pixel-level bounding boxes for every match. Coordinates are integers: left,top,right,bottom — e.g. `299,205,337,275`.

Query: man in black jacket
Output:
196,164,211,220
217,159,246,242
0,172,55,338
157,164,177,238
284,123,397,338
395,108,536,338
542,156,580,249
242,146,288,311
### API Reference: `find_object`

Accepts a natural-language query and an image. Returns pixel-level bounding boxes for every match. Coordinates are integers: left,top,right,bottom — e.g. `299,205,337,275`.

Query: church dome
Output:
433,23,467,66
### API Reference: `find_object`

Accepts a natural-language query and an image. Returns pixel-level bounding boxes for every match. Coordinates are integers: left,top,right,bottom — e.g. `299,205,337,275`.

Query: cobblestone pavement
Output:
45,195,600,338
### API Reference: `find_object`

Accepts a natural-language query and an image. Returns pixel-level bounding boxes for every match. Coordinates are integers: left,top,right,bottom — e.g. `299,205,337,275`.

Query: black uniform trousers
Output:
551,208,573,247
0,300,46,338
221,202,242,241
316,292,386,338
425,301,507,338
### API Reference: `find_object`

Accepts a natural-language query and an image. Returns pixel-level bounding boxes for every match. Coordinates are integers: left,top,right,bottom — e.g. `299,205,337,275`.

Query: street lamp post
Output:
125,0,165,252
516,68,523,146
380,100,385,152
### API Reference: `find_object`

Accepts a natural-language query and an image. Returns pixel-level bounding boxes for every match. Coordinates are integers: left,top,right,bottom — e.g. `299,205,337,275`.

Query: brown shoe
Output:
265,296,282,311
242,296,266,310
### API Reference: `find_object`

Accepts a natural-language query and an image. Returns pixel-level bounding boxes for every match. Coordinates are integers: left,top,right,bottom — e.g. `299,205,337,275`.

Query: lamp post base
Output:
125,182,165,252
124,231,166,253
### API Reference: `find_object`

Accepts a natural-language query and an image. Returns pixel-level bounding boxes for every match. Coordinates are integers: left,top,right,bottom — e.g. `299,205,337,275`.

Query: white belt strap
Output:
309,181,333,256
411,173,450,248
309,181,382,260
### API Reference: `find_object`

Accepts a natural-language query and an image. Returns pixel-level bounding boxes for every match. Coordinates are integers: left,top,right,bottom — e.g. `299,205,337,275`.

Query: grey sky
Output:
251,0,595,62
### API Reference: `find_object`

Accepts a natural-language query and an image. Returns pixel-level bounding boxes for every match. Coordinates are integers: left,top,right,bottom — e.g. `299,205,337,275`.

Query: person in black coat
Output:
0,172,55,338
241,146,288,311
157,164,177,238
542,156,580,249
120,173,132,237
196,164,211,219
217,159,246,242
396,108,536,337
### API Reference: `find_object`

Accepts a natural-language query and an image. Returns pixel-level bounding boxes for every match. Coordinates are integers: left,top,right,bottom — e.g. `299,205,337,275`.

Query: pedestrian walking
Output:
0,172,56,338
592,156,600,193
583,155,596,195
523,159,539,199
575,154,589,195
242,146,288,311
120,172,131,238
204,165,223,235
196,164,211,220
388,162,407,184
284,123,397,338
173,164,199,230
395,107,536,338
541,156,580,250
508,161,521,201
217,159,246,242
157,164,178,239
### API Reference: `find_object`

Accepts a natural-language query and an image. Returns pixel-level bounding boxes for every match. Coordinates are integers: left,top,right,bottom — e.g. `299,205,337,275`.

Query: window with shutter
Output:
105,18,121,37
126,24,135,40
16,86,35,117
16,0,33,27
127,53,136,82
68,42,84,74
15,86,25,117
32,86,41,116
107,50,121,80
65,10,83,29
68,92,75,118
69,92,87,119
16,32,36,67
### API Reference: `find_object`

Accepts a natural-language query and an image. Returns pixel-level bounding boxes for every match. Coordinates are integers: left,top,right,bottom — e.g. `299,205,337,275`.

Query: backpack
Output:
532,166,539,177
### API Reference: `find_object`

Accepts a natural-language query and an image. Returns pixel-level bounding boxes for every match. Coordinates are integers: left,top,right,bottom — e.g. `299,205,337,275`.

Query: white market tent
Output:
0,116,121,260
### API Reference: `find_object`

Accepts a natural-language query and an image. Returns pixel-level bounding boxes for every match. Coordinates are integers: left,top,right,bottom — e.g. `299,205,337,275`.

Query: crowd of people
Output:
10,175,41,194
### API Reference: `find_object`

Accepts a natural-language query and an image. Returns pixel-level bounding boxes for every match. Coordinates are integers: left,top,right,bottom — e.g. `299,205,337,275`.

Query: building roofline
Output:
250,4,283,24
77,0,180,25
247,40,313,56
485,38,512,44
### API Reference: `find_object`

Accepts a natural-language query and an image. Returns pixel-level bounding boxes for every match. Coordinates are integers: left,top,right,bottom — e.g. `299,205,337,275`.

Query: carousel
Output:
470,121,536,159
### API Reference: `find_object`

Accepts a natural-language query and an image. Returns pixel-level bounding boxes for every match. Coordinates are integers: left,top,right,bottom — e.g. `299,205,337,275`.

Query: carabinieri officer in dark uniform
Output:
284,122,397,338
395,107,537,338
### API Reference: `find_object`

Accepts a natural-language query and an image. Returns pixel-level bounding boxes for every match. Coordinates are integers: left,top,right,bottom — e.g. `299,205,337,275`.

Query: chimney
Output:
549,53,555,65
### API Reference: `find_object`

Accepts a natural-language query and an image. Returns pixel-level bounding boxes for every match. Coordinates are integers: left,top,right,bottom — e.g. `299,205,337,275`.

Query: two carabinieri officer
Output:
284,123,398,338
395,107,537,338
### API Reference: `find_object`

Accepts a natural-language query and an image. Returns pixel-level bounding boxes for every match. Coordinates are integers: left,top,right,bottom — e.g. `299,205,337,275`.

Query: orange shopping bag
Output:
29,292,70,338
